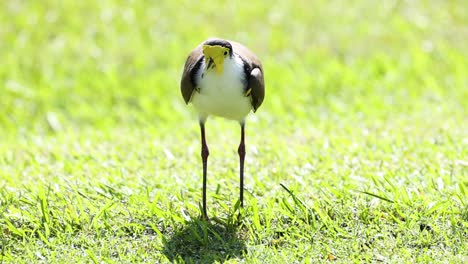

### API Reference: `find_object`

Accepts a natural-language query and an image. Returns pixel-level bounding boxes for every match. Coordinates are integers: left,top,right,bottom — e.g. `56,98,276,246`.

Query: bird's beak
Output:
202,45,228,74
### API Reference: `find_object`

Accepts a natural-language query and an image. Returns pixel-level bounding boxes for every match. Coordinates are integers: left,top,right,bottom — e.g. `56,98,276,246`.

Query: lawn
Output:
1,1,467,263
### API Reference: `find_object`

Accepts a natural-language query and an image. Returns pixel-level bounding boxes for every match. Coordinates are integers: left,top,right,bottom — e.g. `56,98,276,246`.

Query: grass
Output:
1,0,468,263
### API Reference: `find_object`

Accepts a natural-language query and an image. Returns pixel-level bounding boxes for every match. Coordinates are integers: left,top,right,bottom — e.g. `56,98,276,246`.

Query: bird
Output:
180,38,265,219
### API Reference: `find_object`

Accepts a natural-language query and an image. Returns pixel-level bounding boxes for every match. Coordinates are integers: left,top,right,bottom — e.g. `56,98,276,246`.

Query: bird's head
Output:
202,39,233,74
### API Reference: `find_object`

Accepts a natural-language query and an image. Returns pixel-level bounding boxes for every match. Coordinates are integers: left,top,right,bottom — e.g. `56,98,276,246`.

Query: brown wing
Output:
229,40,265,112
180,44,203,104
248,68,265,112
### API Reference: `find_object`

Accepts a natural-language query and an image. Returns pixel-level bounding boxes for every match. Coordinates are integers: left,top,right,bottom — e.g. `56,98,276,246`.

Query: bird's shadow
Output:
162,216,246,263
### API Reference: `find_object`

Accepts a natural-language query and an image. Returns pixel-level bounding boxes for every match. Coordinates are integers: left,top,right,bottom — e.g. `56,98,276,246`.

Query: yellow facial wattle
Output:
202,45,229,74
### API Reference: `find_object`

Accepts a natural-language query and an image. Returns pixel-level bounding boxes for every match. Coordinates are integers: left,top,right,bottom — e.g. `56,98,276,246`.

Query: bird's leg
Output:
200,121,209,219
238,122,246,208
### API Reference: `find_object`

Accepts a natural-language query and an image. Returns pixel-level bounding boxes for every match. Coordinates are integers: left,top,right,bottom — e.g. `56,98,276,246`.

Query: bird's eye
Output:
224,51,228,56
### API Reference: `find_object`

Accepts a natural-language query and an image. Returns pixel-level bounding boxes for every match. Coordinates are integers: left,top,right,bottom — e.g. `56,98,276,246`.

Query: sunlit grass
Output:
1,0,467,263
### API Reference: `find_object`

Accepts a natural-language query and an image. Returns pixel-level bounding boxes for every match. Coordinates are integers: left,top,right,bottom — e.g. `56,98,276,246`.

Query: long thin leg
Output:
238,122,246,208
200,121,209,219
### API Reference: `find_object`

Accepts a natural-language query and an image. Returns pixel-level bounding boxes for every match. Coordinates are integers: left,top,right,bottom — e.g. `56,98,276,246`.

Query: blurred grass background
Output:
1,0,468,262
1,1,466,135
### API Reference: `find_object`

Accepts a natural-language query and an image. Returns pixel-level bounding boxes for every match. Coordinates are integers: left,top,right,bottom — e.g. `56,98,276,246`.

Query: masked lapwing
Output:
181,38,265,219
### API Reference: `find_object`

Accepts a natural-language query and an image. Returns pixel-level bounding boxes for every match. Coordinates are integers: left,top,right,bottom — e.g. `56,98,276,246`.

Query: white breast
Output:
191,55,252,122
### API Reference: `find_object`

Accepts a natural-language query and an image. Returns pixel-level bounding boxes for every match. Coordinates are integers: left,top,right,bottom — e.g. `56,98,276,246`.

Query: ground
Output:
1,1,467,263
